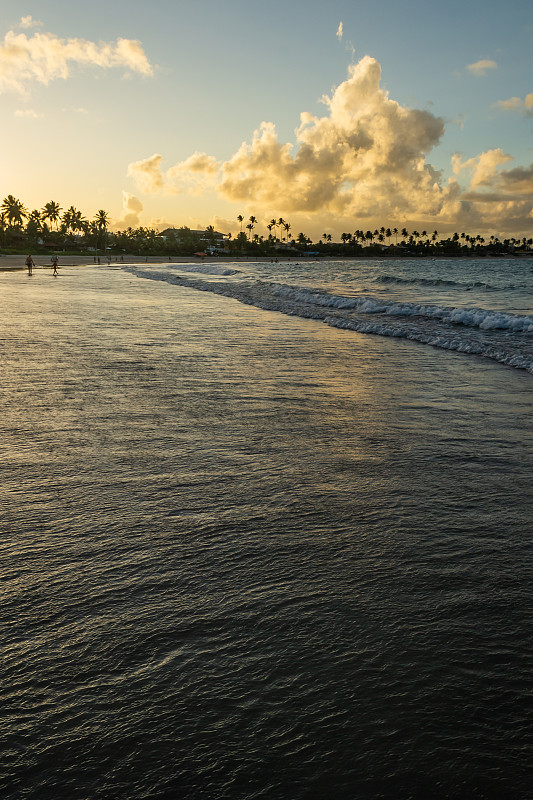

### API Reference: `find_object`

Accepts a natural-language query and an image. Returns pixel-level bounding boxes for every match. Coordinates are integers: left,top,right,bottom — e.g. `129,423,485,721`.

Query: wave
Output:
124,268,533,374
375,274,526,291
167,263,240,276
270,284,533,332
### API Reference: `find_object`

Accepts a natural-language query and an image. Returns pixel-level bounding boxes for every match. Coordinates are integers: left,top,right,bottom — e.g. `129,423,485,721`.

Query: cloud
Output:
128,151,220,195
452,148,513,188
467,59,497,76
128,54,533,235
14,107,44,118
127,154,168,193
130,56,446,222
0,28,154,94
115,192,144,228
18,16,43,29
495,93,533,114
336,22,343,41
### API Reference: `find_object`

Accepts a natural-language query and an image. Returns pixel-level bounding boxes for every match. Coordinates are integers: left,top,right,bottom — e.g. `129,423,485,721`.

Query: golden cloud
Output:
116,192,144,228
452,148,513,188
0,28,153,93
495,93,533,114
467,59,498,76
127,55,533,234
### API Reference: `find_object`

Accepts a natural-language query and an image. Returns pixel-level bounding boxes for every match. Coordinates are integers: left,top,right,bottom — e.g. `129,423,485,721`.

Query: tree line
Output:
1,195,531,257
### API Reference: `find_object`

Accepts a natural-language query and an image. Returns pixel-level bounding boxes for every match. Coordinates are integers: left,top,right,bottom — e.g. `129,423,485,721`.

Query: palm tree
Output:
61,207,75,234
27,209,42,229
246,222,253,240
237,214,244,233
248,215,257,239
1,195,27,227
278,217,285,240
95,209,109,251
42,200,62,230
284,222,291,241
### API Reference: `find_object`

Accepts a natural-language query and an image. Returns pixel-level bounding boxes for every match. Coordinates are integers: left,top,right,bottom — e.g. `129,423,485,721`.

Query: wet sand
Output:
0,254,241,271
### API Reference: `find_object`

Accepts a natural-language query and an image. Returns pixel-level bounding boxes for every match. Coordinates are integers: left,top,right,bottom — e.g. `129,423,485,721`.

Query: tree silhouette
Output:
42,200,62,230
1,195,27,227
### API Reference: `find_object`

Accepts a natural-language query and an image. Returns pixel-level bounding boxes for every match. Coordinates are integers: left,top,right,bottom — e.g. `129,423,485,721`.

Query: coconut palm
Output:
237,214,244,232
27,209,43,229
1,195,27,227
62,206,85,236
42,200,62,230
248,215,257,238
94,209,109,250
284,222,291,241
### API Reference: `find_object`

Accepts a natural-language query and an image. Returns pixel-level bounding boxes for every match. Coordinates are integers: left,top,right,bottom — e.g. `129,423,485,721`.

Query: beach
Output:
1,258,532,799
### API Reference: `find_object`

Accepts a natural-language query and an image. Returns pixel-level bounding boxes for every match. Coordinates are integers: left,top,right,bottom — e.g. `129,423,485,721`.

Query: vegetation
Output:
1,195,531,258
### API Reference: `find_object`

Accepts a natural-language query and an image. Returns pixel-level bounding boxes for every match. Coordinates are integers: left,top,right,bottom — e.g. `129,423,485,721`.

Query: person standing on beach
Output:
25,255,34,275
52,256,58,276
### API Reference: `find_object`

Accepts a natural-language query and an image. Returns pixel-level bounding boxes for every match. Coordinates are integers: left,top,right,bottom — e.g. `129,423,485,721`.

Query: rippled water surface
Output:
1,262,532,799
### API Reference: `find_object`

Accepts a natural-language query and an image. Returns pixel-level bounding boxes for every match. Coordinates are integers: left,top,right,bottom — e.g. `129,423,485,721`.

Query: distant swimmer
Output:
25,255,34,275
52,256,58,276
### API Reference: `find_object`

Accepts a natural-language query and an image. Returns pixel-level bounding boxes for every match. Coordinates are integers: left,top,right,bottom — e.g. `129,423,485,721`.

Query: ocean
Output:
2,256,532,799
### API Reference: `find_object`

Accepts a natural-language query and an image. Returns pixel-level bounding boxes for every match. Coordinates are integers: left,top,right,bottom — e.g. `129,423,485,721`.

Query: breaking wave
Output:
375,274,526,291
125,267,533,374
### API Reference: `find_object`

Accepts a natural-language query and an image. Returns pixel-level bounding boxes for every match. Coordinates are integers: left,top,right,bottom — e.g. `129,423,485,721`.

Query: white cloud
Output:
129,56,446,223
128,151,220,195
495,93,533,114
467,59,497,76
115,192,144,228
127,54,533,235
452,148,513,188
18,16,43,29
14,107,44,118
0,28,154,94
336,22,343,41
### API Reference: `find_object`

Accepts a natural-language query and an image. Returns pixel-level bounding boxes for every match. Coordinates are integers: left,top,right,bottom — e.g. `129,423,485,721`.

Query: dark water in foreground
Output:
1,263,532,799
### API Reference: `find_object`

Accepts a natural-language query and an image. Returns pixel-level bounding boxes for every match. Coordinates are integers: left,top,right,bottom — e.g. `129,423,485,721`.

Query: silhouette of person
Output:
52,256,58,276
25,255,34,275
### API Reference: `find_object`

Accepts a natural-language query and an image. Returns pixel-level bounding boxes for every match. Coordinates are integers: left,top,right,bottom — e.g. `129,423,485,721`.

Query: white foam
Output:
123,267,533,375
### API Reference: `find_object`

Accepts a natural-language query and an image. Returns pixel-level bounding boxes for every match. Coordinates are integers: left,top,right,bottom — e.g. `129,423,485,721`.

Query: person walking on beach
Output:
52,256,58,276
25,255,34,275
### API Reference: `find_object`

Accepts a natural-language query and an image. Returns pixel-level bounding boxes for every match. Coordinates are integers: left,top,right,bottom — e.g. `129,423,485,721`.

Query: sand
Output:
0,254,244,271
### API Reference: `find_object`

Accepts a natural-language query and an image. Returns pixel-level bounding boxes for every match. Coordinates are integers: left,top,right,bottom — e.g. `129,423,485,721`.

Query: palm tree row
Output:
1,195,530,256
1,195,109,237
236,214,531,253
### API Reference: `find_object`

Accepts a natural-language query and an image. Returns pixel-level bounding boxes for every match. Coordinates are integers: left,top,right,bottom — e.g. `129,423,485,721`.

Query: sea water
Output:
1,257,532,799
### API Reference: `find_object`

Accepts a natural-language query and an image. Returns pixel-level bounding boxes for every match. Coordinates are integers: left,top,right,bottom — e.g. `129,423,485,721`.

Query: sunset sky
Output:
1,0,532,240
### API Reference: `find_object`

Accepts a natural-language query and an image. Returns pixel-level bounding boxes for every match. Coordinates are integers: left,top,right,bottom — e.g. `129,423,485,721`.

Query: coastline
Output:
3,252,522,272
0,254,221,271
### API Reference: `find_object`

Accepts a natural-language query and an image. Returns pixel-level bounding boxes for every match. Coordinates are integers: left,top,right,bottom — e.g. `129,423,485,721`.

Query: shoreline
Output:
2,252,530,271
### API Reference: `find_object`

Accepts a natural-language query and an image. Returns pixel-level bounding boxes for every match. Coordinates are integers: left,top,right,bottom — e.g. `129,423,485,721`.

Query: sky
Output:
1,0,532,241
